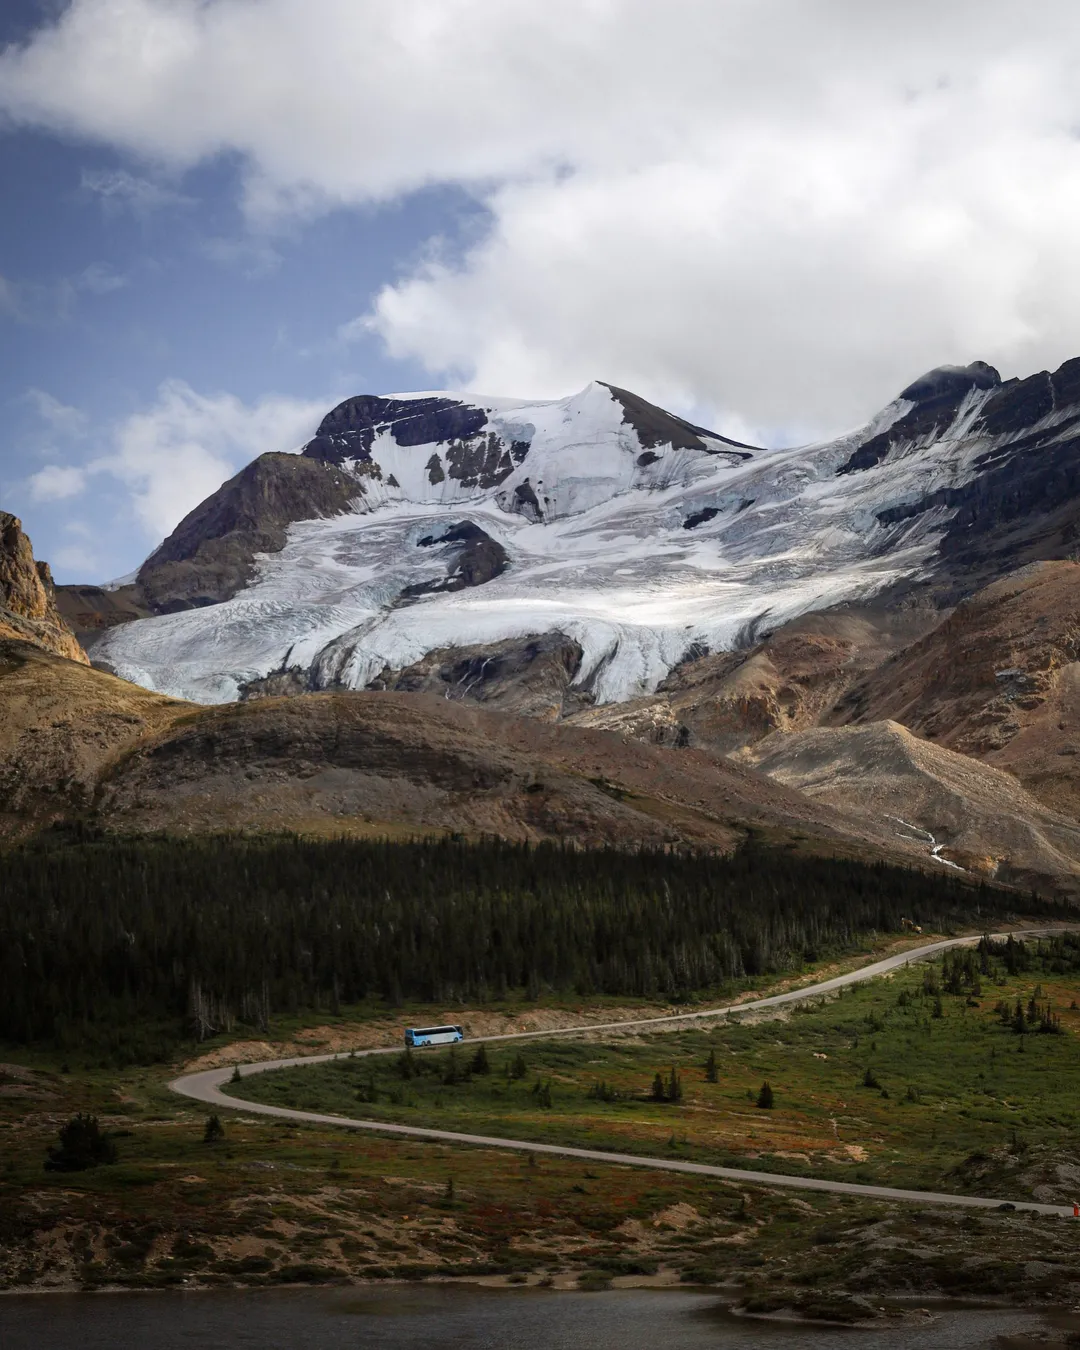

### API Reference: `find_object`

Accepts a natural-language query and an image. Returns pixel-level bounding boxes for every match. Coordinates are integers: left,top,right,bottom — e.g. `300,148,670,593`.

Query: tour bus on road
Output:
404,1024,464,1047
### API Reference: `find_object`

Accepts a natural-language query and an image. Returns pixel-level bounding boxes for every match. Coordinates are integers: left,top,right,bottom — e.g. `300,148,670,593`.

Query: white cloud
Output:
24,388,89,439
6,2,1080,431
80,167,195,216
0,272,75,325
26,464,87,502
198,236,283,278
91,379,328,539
76,261,127,294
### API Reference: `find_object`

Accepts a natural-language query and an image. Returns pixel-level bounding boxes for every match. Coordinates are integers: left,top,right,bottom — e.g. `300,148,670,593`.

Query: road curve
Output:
171,928,1078,1218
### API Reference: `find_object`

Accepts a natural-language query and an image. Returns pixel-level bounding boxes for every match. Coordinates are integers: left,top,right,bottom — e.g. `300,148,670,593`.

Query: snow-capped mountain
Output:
85,360,1080,706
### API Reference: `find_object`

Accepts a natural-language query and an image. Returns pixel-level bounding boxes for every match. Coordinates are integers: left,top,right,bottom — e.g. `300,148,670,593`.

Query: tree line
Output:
0,828,1049,1062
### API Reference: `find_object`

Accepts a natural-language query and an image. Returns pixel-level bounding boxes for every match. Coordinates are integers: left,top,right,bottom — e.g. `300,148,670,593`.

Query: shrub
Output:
45,1114,117,1171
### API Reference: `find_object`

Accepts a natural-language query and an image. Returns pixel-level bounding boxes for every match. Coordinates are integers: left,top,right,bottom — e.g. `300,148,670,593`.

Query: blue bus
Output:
405,1024,464,1047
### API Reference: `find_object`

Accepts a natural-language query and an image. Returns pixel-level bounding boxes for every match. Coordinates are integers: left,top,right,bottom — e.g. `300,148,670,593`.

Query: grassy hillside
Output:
232,935,1080,1202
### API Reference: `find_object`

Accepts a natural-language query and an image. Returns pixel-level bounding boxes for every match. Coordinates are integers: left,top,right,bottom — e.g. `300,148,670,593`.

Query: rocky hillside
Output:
0,634,937,864
742,719,1080,896
0,513,87,665
833,562,1080,815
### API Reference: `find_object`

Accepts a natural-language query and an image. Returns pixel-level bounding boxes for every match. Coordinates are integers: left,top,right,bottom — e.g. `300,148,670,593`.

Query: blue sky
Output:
0,4,470,578
3,1,1080,581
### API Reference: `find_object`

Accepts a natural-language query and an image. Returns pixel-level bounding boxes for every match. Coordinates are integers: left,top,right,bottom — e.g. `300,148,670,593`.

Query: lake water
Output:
0,1286,1053,1349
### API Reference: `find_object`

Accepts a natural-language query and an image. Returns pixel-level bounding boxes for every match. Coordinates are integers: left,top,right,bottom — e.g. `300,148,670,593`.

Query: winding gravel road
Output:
171,929,1078,1217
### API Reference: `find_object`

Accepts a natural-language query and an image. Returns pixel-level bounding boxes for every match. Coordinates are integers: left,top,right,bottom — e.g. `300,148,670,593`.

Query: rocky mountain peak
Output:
897,361,1001,404
0,512,88,664
135,452,362,612
303,394,491,464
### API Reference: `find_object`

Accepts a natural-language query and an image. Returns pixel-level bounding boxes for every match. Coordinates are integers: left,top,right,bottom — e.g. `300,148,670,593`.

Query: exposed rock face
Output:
401,521,509,598
0,513,88,664
834,561,1080,815
53,583,153,648
303,394,532,492
369,632,585,719
601,382,756,455
242,631,582,716
567,607,939,754
743,719,1080,896
837,361,1002,475
136,452,361,611
304,395,491,462
850,356,1080,603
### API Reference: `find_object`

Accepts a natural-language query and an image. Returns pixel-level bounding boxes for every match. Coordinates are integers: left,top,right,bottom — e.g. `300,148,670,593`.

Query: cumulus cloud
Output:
26,464,87,502
91,380,327,539
6,1,1080,432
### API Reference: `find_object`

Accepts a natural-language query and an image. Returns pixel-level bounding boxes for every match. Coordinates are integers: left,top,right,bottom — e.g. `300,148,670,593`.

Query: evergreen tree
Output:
756,1082,774,1110
704,1048,718,1083
203,1114,225,1144
0,831,1050,1061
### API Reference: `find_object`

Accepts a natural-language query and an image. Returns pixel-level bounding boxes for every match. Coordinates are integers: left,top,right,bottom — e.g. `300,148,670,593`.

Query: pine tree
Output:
756,1082,774,1110
704,1048,718,1083
203,1114,225,1144
470,1044,491,1075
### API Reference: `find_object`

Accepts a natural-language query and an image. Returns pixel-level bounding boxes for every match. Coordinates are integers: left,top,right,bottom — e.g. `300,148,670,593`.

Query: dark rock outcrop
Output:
402,521,509,599
53,583,154,648
369,632,585,719
136,452,360,611
602,383,757,457
869,356,1080,603
838,361,1002,476
304,395,490,461
305,396,531,493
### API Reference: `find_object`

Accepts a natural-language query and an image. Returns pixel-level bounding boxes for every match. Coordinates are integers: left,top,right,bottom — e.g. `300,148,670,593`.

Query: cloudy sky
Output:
3,0,1080,581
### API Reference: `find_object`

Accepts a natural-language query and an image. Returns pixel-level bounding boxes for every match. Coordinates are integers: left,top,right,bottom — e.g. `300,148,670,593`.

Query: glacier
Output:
91,376,1018,705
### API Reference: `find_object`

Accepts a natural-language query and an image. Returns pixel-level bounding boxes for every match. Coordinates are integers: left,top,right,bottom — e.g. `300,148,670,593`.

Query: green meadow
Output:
232,936,1080,1199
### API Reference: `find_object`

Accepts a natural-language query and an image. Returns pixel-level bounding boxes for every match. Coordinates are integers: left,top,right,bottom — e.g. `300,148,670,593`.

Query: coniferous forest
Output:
0,829,1053,1063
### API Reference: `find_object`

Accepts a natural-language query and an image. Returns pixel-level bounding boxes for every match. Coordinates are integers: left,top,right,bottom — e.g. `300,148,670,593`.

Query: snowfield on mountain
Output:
88,360,1080,706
